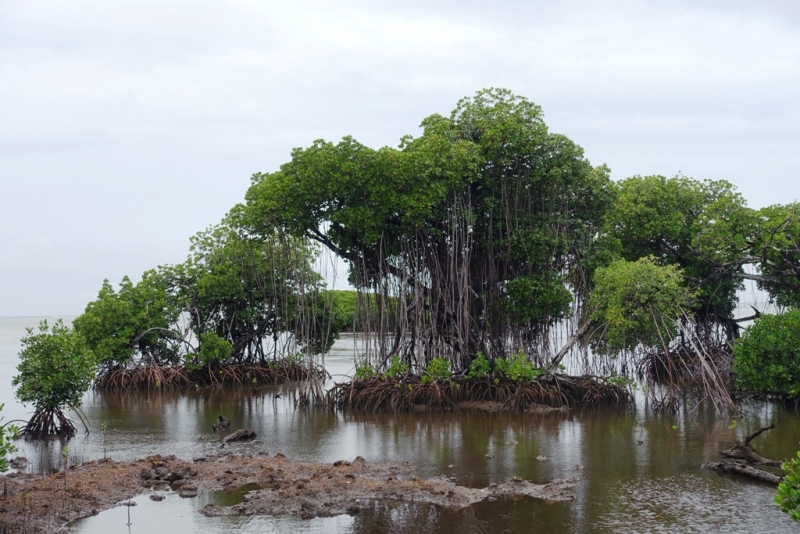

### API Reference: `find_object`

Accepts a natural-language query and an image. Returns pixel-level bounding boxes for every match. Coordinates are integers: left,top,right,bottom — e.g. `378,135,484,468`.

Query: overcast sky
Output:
1,0,798,316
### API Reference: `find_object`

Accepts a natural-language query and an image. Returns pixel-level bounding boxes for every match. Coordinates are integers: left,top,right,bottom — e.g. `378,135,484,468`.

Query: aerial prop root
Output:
19,407,78,440
326,375,632,413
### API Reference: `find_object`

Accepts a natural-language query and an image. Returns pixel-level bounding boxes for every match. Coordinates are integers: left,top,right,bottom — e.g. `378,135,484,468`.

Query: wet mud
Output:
0,452,575,533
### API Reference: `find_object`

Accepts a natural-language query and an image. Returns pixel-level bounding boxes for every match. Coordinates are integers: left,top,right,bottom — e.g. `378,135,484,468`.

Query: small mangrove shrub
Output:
776,450,800,522
495,352,545,382
733,310,800,396
0,404,20,472
13,320,96,438
421,357,452,383
381,355,410,380
467,352,491,380
354,362,377,380
184,332,233,371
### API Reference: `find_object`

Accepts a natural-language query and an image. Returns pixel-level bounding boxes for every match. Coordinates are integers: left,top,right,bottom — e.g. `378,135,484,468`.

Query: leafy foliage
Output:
603,175,752,322
589,257,694,355
776,450,800,522
495,352,545,382
467,352,491,380
184,332,233,371
354,362,377,380
733,310,800,396
72,271,183,369
0,404,19,473
13,320,96,411
421,357,452,383
244,88,614,370
752,203,800,309
381,355,410,380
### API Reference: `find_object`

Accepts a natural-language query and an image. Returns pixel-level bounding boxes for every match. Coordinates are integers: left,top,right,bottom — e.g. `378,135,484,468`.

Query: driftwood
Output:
220,428,256,447
701,462,783,484
719,424,783,467
702,424,785,485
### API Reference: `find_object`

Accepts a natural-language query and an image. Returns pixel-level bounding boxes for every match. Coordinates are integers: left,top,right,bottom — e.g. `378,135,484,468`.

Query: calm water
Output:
0,316,798,533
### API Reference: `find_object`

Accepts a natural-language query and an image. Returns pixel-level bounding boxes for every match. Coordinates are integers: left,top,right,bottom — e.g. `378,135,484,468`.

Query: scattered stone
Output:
9,457,28,470
485,453,494,459
193,457,208,463
140,468,153,480
506,439,518,445
536,455,549,461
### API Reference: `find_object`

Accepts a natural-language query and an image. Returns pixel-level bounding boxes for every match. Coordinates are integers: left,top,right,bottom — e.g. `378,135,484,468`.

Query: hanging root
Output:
19,408,78,440
327,374,632,413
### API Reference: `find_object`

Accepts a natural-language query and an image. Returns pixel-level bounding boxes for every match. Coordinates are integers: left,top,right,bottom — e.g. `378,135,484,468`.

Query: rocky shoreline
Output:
0,452,576,533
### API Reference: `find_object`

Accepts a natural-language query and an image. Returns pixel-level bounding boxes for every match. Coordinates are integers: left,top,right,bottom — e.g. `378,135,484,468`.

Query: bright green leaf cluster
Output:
495,352,544,382
467,352,491,380
0,404,19,473
13,320,96,411
776,450,800,522
381,355,410,380
589,256,694,355
733,310,800,396
421,357,452,384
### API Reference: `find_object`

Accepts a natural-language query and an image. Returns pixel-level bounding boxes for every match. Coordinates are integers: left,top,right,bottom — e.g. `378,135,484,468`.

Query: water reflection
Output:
1,325,798,532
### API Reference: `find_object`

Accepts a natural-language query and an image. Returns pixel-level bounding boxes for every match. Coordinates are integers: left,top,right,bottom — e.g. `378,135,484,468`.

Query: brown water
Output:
1,317,798,533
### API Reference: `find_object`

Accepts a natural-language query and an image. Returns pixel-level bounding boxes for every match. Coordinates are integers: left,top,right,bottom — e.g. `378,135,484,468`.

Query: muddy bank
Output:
0,452,576,533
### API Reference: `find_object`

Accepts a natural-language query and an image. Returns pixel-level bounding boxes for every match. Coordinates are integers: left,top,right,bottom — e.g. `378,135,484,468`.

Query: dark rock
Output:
154,467,169,478
149,495,165,502
9,457,28,470
193,457,207,463
166,471,184,482
140,469,153,480
333,460,351,467
176,466,197,478
213,415,231,433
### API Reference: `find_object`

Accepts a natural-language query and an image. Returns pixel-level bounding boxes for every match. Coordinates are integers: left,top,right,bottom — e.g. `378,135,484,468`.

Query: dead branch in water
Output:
702,424,785,484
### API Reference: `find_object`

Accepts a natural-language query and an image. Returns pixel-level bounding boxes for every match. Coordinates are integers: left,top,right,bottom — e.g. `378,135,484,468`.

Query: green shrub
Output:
421,357,451,384
733,310,800,396
495,352,544,382
354,362,376,380
13,320,96,412
381,355,410,380
0,404,19,473
184,332,233,371
589,256,694,355
776,450,800,522
467,352,491,380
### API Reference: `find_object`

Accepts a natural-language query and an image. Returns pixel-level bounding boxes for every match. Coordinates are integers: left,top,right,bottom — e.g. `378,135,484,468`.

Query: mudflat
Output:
0,452,576,533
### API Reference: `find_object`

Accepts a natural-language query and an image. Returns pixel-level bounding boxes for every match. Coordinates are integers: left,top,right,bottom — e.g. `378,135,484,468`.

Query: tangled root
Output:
20,408,77,439
95,361,327,390
327,374,632,413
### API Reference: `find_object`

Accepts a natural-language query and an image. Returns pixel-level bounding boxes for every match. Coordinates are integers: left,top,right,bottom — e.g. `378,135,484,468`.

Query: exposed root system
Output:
19,408,78,440
95,362,326,391
327,374,631,413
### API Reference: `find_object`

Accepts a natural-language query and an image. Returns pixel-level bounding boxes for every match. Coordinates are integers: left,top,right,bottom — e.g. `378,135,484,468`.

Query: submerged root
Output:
19,407,77,439
327,374,632,413
95,362,326,390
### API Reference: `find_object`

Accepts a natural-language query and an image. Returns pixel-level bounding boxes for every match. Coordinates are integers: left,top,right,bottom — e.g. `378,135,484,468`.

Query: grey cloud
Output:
1,0,798,315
